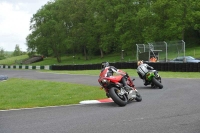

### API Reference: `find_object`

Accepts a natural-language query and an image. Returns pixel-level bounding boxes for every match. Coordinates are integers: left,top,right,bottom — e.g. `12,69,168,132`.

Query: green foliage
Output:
0,45,200,65
12,44,22,56
0,48,5,60
26,0,200,63
0,54,28,65
0,56,6,60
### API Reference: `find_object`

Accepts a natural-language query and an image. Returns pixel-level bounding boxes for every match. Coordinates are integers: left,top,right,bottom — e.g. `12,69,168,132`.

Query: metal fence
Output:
136,40,185,62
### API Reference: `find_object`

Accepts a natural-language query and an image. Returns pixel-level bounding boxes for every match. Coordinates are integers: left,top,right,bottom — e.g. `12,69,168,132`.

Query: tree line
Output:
0,45,25,60
26,0,200,63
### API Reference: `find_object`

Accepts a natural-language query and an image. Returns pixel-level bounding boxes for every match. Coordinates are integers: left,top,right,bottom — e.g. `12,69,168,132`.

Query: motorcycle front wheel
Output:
135,91,142,102
109,87,128,107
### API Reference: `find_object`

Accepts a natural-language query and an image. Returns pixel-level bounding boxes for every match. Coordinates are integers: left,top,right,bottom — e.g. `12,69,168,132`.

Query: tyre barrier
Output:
50,62,200,72
0,62,200,72
0,65,51,70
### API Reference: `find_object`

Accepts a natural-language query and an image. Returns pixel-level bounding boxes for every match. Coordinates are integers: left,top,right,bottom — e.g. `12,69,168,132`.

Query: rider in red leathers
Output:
101,62,132,91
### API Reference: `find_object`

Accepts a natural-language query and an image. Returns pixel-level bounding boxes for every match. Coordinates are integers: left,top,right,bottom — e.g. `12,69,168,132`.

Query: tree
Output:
12,44,21,56
29,1,67,62
26,0,200,63
0,47,5,60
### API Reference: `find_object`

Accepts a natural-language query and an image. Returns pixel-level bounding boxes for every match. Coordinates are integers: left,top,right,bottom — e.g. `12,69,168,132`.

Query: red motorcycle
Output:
98,69,142,107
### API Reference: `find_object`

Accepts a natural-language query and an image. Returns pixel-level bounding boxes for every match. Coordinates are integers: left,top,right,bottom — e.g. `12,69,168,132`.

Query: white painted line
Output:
79,100,101,104
0,98,113,112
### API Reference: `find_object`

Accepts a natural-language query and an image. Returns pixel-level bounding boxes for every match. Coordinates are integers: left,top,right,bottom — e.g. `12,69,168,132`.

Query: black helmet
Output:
102,62,109,68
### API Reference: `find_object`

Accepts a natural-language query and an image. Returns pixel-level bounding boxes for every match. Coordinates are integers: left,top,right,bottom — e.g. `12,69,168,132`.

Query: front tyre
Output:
135,92,142,102
109,87,128,107
152,77,163,89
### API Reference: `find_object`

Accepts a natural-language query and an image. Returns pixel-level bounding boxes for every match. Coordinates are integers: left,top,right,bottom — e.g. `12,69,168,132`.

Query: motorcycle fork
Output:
133,87,138,92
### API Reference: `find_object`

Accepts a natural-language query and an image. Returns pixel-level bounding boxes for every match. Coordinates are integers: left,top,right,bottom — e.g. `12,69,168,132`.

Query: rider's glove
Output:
125,73,128,77
124,73,129,79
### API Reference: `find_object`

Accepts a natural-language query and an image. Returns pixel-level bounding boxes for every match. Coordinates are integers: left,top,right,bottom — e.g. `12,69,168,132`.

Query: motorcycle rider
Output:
101,62,132,91
137,60,154,85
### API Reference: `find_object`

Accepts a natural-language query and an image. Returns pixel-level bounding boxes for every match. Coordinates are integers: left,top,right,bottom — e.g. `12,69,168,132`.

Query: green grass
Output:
42,69,200,79
0,78,104,110
0,55,28,65
0,47,200,110
185,46,200,58
31,53,135,66
0,70,199,110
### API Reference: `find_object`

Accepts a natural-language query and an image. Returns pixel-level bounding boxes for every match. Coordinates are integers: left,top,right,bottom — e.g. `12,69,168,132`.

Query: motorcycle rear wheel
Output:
152,77,163,89
109,87,128,107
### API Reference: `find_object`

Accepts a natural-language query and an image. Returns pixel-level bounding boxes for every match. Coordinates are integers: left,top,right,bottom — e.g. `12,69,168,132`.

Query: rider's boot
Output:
143,79,149,86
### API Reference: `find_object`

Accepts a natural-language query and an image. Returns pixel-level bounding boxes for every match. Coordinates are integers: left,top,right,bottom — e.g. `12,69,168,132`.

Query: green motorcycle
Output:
145,70,163,89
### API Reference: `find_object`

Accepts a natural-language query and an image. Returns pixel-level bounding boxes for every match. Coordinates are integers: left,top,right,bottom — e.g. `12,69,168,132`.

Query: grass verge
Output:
41,69,200,79
0,70,199,110
0,78,104,110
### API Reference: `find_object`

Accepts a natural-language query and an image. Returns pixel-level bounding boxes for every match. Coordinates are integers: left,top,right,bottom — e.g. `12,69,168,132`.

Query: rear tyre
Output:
152,77,163,89
109,87,128,107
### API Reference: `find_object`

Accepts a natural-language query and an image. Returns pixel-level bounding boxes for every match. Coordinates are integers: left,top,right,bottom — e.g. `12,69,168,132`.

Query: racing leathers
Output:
137,63,154,85
101,66,131,91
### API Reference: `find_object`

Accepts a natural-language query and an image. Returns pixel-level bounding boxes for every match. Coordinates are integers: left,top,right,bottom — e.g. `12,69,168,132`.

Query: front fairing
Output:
146,72,155,81
146,70,161,81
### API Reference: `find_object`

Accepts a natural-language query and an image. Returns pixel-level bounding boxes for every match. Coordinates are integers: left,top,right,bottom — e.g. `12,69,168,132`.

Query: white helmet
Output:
137,60,143,66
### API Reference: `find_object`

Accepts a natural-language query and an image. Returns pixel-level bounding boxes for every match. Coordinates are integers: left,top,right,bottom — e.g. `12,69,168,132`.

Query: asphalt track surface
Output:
0,69,200,133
